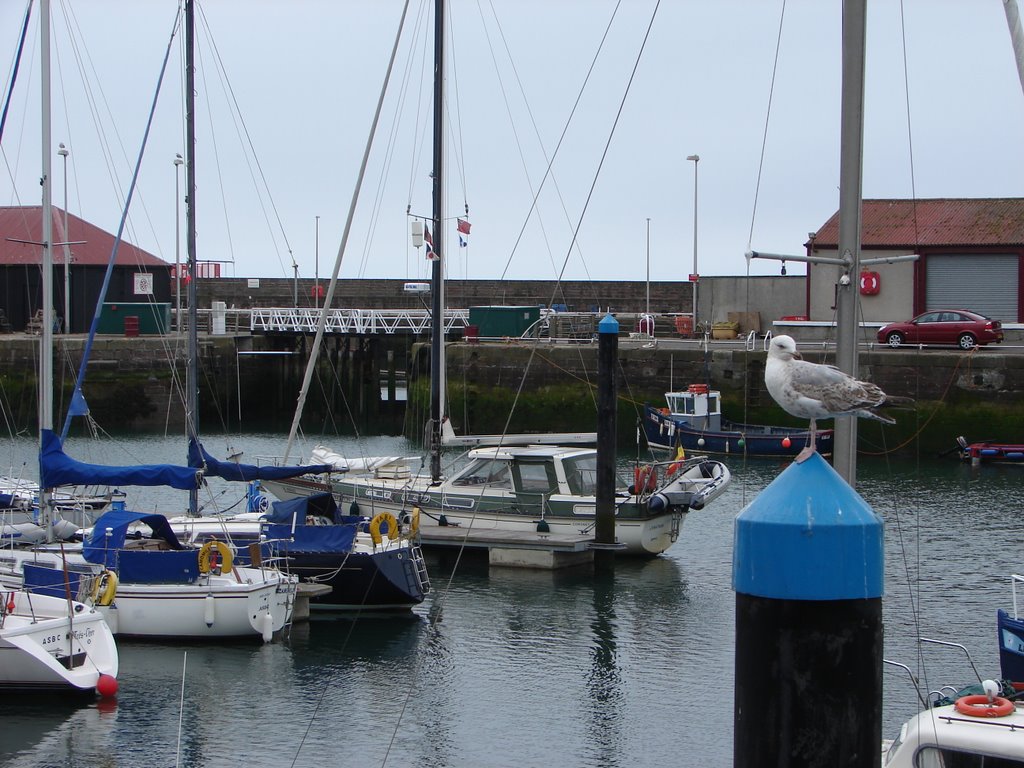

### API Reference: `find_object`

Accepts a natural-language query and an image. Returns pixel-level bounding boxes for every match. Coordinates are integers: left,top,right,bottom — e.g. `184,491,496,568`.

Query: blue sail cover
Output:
83,509,186,568
188,439,331,482
40,429,201,490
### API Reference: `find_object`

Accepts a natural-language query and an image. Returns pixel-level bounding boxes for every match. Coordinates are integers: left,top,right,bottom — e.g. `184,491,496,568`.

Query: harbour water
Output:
0,432,1021,767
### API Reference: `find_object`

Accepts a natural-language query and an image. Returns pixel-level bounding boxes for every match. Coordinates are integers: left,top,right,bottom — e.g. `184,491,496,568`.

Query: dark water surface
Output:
0,433,1020,767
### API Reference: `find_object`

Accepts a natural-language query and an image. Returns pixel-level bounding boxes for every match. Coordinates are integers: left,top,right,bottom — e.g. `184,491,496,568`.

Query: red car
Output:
877,309,1004,350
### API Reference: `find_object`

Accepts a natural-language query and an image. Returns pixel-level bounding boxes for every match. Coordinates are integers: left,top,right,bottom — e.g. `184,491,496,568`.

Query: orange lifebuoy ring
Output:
954,694,1015,718
633,465,657,493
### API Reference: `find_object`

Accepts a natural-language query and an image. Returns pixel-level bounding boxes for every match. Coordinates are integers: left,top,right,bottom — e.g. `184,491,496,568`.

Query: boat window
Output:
451,459,511,489
915,746,1024,767
563,455,598,495
514,461,557,494
707,393,720,414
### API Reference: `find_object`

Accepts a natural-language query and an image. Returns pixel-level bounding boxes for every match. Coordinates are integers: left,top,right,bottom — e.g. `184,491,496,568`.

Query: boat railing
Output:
744,330,758,350
1011,574,1024,619
762,331,773,350
919,636,984,685
882,659,927,707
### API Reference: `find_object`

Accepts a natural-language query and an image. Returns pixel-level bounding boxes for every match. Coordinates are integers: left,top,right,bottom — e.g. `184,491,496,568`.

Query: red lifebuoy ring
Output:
954,694,1015,718
859,271,880,295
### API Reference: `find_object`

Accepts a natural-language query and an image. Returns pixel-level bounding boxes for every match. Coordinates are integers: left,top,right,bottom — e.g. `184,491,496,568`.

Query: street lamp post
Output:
686,154,699,333
57,142,68,333
645,217,651,318
314,215,320,309
174,153,183,333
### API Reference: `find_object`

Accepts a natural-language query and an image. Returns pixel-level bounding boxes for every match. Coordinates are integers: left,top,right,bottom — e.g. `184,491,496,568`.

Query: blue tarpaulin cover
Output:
83,509,186,568
188,439,331,482
40,429,201,490
265,493,342,524
261,494,358,553
262,523,357,553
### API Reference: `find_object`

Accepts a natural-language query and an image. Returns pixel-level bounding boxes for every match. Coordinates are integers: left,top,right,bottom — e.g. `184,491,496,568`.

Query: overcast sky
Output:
2,0,1023,290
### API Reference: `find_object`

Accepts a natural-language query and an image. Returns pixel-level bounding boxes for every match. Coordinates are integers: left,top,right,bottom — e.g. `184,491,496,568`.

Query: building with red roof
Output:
0,206,171,332
805,199,1023,324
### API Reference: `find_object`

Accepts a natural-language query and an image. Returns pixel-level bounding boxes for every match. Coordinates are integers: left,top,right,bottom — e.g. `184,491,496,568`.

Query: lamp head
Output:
686,154,699,162
57,143,68,157
174,153,184,166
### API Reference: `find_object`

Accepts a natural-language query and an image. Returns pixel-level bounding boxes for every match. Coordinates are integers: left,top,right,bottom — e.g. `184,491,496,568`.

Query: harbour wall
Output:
4,333,1022,454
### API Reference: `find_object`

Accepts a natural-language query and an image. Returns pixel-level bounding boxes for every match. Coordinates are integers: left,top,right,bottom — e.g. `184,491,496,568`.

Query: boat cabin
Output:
451,445,609,497
664,385,722,432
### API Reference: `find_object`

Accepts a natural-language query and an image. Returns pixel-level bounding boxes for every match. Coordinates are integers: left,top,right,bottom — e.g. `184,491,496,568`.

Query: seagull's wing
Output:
789,359,887,415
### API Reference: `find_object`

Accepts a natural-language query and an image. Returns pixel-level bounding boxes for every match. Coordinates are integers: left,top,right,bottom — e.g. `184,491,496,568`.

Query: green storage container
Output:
97,303,171,335
468,306,541,339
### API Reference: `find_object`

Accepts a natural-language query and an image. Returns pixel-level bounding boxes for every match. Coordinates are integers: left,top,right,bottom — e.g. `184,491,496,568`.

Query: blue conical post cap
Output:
598,313,618,334
733,452,883,600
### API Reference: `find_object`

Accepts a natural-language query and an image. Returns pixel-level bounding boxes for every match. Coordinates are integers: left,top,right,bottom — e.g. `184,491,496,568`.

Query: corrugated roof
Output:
0,206,168,267
811,198,1024,248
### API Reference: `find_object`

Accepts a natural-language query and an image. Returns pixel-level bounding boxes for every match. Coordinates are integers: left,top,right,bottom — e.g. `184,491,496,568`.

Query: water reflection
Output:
585,568,623,767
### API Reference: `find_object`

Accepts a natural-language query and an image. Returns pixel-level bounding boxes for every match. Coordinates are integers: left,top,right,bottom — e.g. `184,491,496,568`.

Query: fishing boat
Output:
956,436,1024,466
642,384,833,458
997,575,1024,684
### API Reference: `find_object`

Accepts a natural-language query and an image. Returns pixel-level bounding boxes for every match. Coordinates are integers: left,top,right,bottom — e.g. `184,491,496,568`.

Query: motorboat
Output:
883,678,1024,767
266,443,731,557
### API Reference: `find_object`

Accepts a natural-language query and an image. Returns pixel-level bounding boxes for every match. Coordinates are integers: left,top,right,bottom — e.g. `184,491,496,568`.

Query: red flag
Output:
457,218,471,235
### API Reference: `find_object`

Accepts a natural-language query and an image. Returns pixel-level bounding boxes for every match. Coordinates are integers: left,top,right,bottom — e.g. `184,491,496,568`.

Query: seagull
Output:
765,334,910,460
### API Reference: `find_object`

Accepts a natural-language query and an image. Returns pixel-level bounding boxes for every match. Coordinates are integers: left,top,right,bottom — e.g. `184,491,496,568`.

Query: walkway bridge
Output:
248,307,470,335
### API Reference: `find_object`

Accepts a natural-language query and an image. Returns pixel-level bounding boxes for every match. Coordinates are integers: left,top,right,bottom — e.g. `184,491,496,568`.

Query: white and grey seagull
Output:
765,334,910,460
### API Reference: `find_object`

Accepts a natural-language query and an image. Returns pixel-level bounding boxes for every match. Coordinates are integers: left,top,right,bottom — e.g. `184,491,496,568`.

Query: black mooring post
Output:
594,313,619,570
733,452,883,768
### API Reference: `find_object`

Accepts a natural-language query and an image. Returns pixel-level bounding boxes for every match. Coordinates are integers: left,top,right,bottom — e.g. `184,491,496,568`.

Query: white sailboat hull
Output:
0,592,117,691
97,567,296,639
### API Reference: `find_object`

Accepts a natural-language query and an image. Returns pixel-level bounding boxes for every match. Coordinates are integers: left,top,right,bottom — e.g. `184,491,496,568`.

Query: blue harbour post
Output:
733,452,883,767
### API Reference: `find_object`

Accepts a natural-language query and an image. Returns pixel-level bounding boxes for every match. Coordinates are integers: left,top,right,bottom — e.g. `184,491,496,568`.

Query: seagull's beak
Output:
792,350,802,360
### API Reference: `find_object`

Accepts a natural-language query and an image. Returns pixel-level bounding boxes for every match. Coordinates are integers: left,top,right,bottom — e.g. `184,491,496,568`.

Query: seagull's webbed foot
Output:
795,446,816,463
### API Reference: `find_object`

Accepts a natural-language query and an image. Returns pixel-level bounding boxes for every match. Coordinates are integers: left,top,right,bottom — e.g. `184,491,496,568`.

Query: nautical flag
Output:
457,218,470,248
424,225,438,260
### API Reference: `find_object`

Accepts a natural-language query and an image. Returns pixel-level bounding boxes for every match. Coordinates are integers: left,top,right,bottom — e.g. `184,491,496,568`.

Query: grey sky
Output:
2,0,1022,292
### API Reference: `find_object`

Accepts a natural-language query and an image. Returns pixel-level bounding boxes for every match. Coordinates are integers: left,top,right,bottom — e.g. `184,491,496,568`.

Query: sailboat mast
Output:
39,0,54,535
185,0,199,514
832,0,867,485
429,0,445,482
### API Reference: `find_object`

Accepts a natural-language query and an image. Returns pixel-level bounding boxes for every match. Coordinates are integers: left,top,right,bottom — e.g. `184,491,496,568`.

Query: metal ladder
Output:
409,543,432,595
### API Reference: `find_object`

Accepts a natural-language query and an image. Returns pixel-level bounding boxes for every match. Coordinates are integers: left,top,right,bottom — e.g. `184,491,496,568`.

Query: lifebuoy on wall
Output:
859,270,880,295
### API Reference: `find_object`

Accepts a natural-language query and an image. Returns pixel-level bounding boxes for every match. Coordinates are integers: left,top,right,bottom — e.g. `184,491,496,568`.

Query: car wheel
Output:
958,333,977,350
886,332,904,348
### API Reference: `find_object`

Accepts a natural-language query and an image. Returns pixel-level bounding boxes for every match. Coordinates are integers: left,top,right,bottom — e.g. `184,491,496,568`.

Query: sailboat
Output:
262,0,731,558
148,2,430,613
0,0,119,695
3,0,302,642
